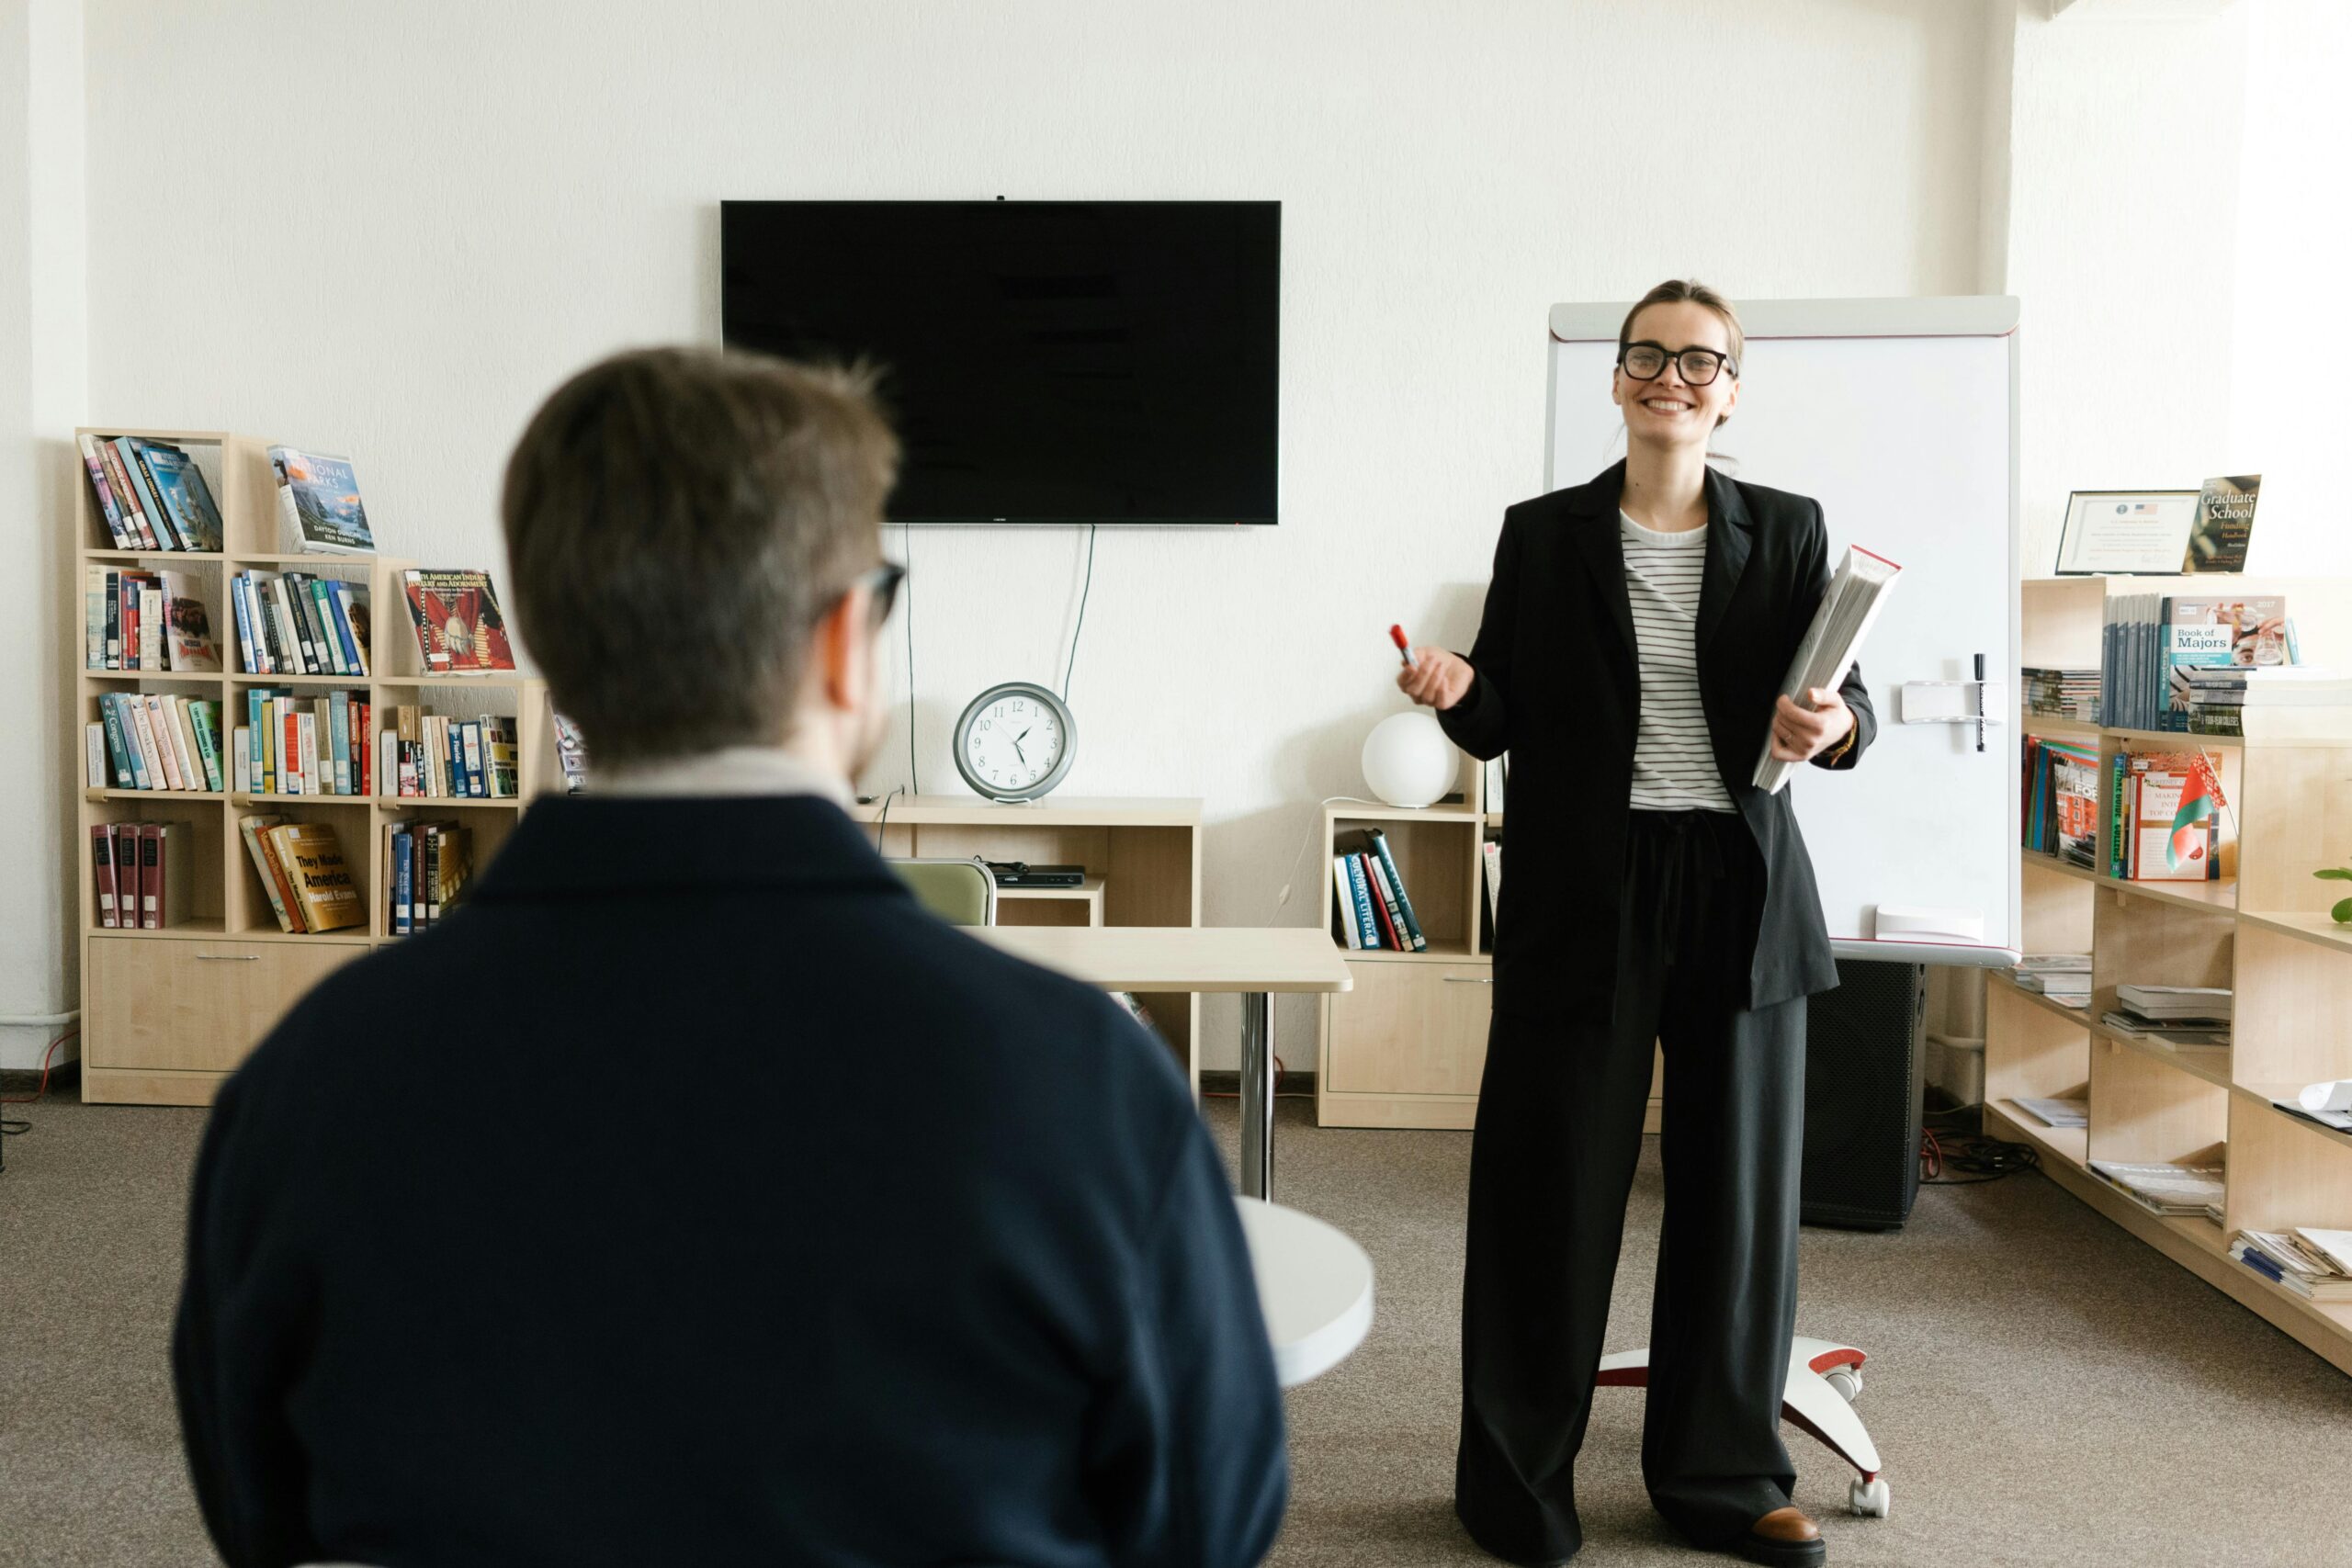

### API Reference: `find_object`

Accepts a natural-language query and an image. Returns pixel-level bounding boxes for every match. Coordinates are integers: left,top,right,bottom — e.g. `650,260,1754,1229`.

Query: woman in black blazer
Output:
1399,280,1873,1568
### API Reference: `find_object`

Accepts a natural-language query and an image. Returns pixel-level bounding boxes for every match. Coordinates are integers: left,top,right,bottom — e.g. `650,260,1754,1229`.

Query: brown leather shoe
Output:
1731,1506,1824,1565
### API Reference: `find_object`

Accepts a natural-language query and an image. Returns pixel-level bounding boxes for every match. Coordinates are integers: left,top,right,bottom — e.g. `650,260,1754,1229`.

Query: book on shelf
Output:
2098,1009,2231,1050
2020,736,2099,867
268,446,377,554
2007,953,2090,1004
401,569,515,672
1753,544,1900,794
1482,839,1502,932
78,434,224,551
385,818,472,936
1483,754,1507,815
2107,749,2227,882
549,704,588,793
88,820,193,930
235,689,373,797
380,706,518,799
2116,984,2232,1021
2021,666,2100,726
91,694,226,792
2088,1158,2225,1216
2182,474,2259,574
232,570,371,677
82,567,219,671
2101,592,2290,734
2014,1095,2087,1129
237,814,362,933
2231,1227,2352,1301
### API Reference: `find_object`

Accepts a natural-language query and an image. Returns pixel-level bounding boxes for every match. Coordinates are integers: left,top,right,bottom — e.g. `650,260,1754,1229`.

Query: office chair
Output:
885,856,998,927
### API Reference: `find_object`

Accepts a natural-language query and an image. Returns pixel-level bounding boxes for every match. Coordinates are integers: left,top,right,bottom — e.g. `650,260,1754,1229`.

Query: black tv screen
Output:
720,200,1279,525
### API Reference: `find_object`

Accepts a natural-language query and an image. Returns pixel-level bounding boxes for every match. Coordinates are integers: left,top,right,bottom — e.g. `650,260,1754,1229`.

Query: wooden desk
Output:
978,926,1352,1201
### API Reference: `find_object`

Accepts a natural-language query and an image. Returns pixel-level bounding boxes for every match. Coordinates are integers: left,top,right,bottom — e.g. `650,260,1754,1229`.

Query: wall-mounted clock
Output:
953,682,1076,803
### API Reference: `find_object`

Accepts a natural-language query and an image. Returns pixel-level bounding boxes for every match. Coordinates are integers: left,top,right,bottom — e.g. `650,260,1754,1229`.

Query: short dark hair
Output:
501,346,899,770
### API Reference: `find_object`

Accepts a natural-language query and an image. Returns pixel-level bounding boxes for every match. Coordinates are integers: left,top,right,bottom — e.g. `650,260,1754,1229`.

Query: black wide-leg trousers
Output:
1455,809,1807,1564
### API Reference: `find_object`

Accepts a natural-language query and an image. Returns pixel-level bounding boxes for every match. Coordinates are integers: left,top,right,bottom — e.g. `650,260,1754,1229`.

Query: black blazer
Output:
174,794,1287,1568
1439,461,1875,1015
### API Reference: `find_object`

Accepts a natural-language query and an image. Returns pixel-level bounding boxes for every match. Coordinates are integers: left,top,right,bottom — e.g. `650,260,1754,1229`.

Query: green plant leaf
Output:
2335,897,2352,925
2317,868,2352,881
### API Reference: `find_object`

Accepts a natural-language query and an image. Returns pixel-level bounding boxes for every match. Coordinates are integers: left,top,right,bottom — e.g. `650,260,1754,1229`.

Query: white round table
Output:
1234,1197,1375,1387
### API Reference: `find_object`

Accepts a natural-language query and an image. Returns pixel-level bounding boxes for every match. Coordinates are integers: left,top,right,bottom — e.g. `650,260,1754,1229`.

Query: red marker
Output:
1389,624,1414,668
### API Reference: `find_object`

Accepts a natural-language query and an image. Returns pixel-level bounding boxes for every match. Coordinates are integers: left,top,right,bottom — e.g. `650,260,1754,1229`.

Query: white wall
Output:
34,0,1999,1068
0,0,85,1072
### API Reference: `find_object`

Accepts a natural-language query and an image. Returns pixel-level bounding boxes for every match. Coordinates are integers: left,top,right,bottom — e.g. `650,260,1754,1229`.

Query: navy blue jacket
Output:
1440,462,1875,1013
174,794,1287,1568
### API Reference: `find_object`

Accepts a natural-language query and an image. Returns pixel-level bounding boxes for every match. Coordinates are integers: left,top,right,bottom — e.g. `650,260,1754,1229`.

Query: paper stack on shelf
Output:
2089,1158,2225,1217
2232,1229,2352,1301
1752,545,1900,795
2022,666,2100,725
2116,985,2232,1021
2010,954,2091,1007
2015,1095,2087,1129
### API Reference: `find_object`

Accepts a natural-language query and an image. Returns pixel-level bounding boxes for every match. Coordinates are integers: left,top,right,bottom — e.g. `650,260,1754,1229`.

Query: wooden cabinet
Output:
86,935,366,1081
1327,959,1493,1099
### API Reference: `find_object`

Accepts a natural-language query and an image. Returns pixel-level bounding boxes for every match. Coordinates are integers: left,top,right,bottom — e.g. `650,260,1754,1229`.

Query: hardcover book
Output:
270,446,377,554
136,440,226,551
401,569,515,671
266,820,364,931
158,571,222,672
2182,474,2259,574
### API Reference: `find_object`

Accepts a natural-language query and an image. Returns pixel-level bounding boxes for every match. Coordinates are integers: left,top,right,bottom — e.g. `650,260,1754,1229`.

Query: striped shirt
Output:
1622,511,1736,812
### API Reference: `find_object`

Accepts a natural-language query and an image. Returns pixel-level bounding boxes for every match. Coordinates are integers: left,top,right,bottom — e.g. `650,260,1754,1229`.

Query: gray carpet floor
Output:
4,1078,2349,1568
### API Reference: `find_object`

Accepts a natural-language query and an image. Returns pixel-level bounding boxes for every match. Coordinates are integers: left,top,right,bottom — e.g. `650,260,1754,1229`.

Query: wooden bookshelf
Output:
1996,574,2352,1375
69,429,554,1106
844,795,1202,1089
1310,754,1668,1132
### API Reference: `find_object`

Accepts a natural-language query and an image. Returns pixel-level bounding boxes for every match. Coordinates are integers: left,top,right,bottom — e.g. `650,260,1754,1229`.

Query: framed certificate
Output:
2053,490,2199,576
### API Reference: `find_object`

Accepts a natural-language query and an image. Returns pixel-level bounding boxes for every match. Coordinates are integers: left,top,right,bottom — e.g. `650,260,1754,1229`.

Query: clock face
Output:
955,683,1075,801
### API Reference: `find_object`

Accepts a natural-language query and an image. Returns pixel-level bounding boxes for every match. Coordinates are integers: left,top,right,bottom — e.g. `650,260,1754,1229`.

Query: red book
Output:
91,823,119,928
1360,853,1401,949
284,709,304,795
139,822,162,929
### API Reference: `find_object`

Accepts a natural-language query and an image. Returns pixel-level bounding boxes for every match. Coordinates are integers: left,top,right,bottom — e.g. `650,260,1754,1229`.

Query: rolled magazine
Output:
1752,545,1902,795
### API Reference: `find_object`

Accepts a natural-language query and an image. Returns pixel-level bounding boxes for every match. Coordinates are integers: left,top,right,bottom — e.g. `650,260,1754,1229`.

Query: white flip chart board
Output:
1545,297,2021,967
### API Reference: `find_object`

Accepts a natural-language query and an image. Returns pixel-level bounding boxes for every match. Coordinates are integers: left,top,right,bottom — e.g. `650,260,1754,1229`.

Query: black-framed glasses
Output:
1619,341,1736,386
849,561,907,625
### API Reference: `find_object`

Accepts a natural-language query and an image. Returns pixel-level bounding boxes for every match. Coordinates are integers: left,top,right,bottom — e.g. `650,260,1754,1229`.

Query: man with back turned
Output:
172,345,1288,1567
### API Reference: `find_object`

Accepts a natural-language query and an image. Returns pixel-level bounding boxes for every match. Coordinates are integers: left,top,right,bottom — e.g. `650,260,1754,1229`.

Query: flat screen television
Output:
720,200,1279,525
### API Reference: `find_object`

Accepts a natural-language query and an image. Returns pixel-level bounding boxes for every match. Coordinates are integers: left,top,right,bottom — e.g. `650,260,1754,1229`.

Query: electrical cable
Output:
1,1031,78,1172
1063,524,1097,705
1918,1106,2041,1184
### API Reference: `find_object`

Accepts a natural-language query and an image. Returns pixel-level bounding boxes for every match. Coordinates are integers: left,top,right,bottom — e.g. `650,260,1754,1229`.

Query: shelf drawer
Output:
1327,958,1494,1097
87,934,367,1075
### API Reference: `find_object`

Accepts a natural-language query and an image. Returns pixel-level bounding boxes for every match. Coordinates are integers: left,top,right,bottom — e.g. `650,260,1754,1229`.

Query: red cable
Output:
1,1031,77,1106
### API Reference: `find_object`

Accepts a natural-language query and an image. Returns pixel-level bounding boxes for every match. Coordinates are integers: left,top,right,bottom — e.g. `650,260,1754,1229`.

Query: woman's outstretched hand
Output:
1770,687,1855,761
1398,648,1475,711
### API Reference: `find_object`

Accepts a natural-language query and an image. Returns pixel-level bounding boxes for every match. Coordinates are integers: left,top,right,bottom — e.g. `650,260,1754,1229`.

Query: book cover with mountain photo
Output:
2182,475,2259,573
271,446,378,555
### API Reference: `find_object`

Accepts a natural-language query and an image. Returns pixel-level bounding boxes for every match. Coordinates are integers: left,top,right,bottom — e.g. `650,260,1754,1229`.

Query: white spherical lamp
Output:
1362,712,1456,809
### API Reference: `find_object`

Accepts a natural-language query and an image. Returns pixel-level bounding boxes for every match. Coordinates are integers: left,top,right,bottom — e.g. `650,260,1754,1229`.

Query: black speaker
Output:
1800,958,1926,1231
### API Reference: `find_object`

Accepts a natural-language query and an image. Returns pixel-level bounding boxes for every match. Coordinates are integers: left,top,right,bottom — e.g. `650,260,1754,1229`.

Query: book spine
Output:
138,586,164,671
1344,852,1382,948
98,696,132,787
92,824,117,928
300,709,320,797
325,581,362,673
423,826,442,928
103,570,121,669
232,728,250,793
237,815,299,933
130,439,188,551
1364,828,1428,951
329,690,351,795
306,578,345,674
281,705,300,795
461,721,485,798
123,697,162,790
190,701,224,792
392,829,413,936
96,439,156,550
1363,860,1392,944
167,697,205,792
357,700,372,796
84,568,102,668
138,823,161,928
85,721,106,787
1331,855,1362,949
118,438,182,550
341,582,370,675
80,435,130,547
